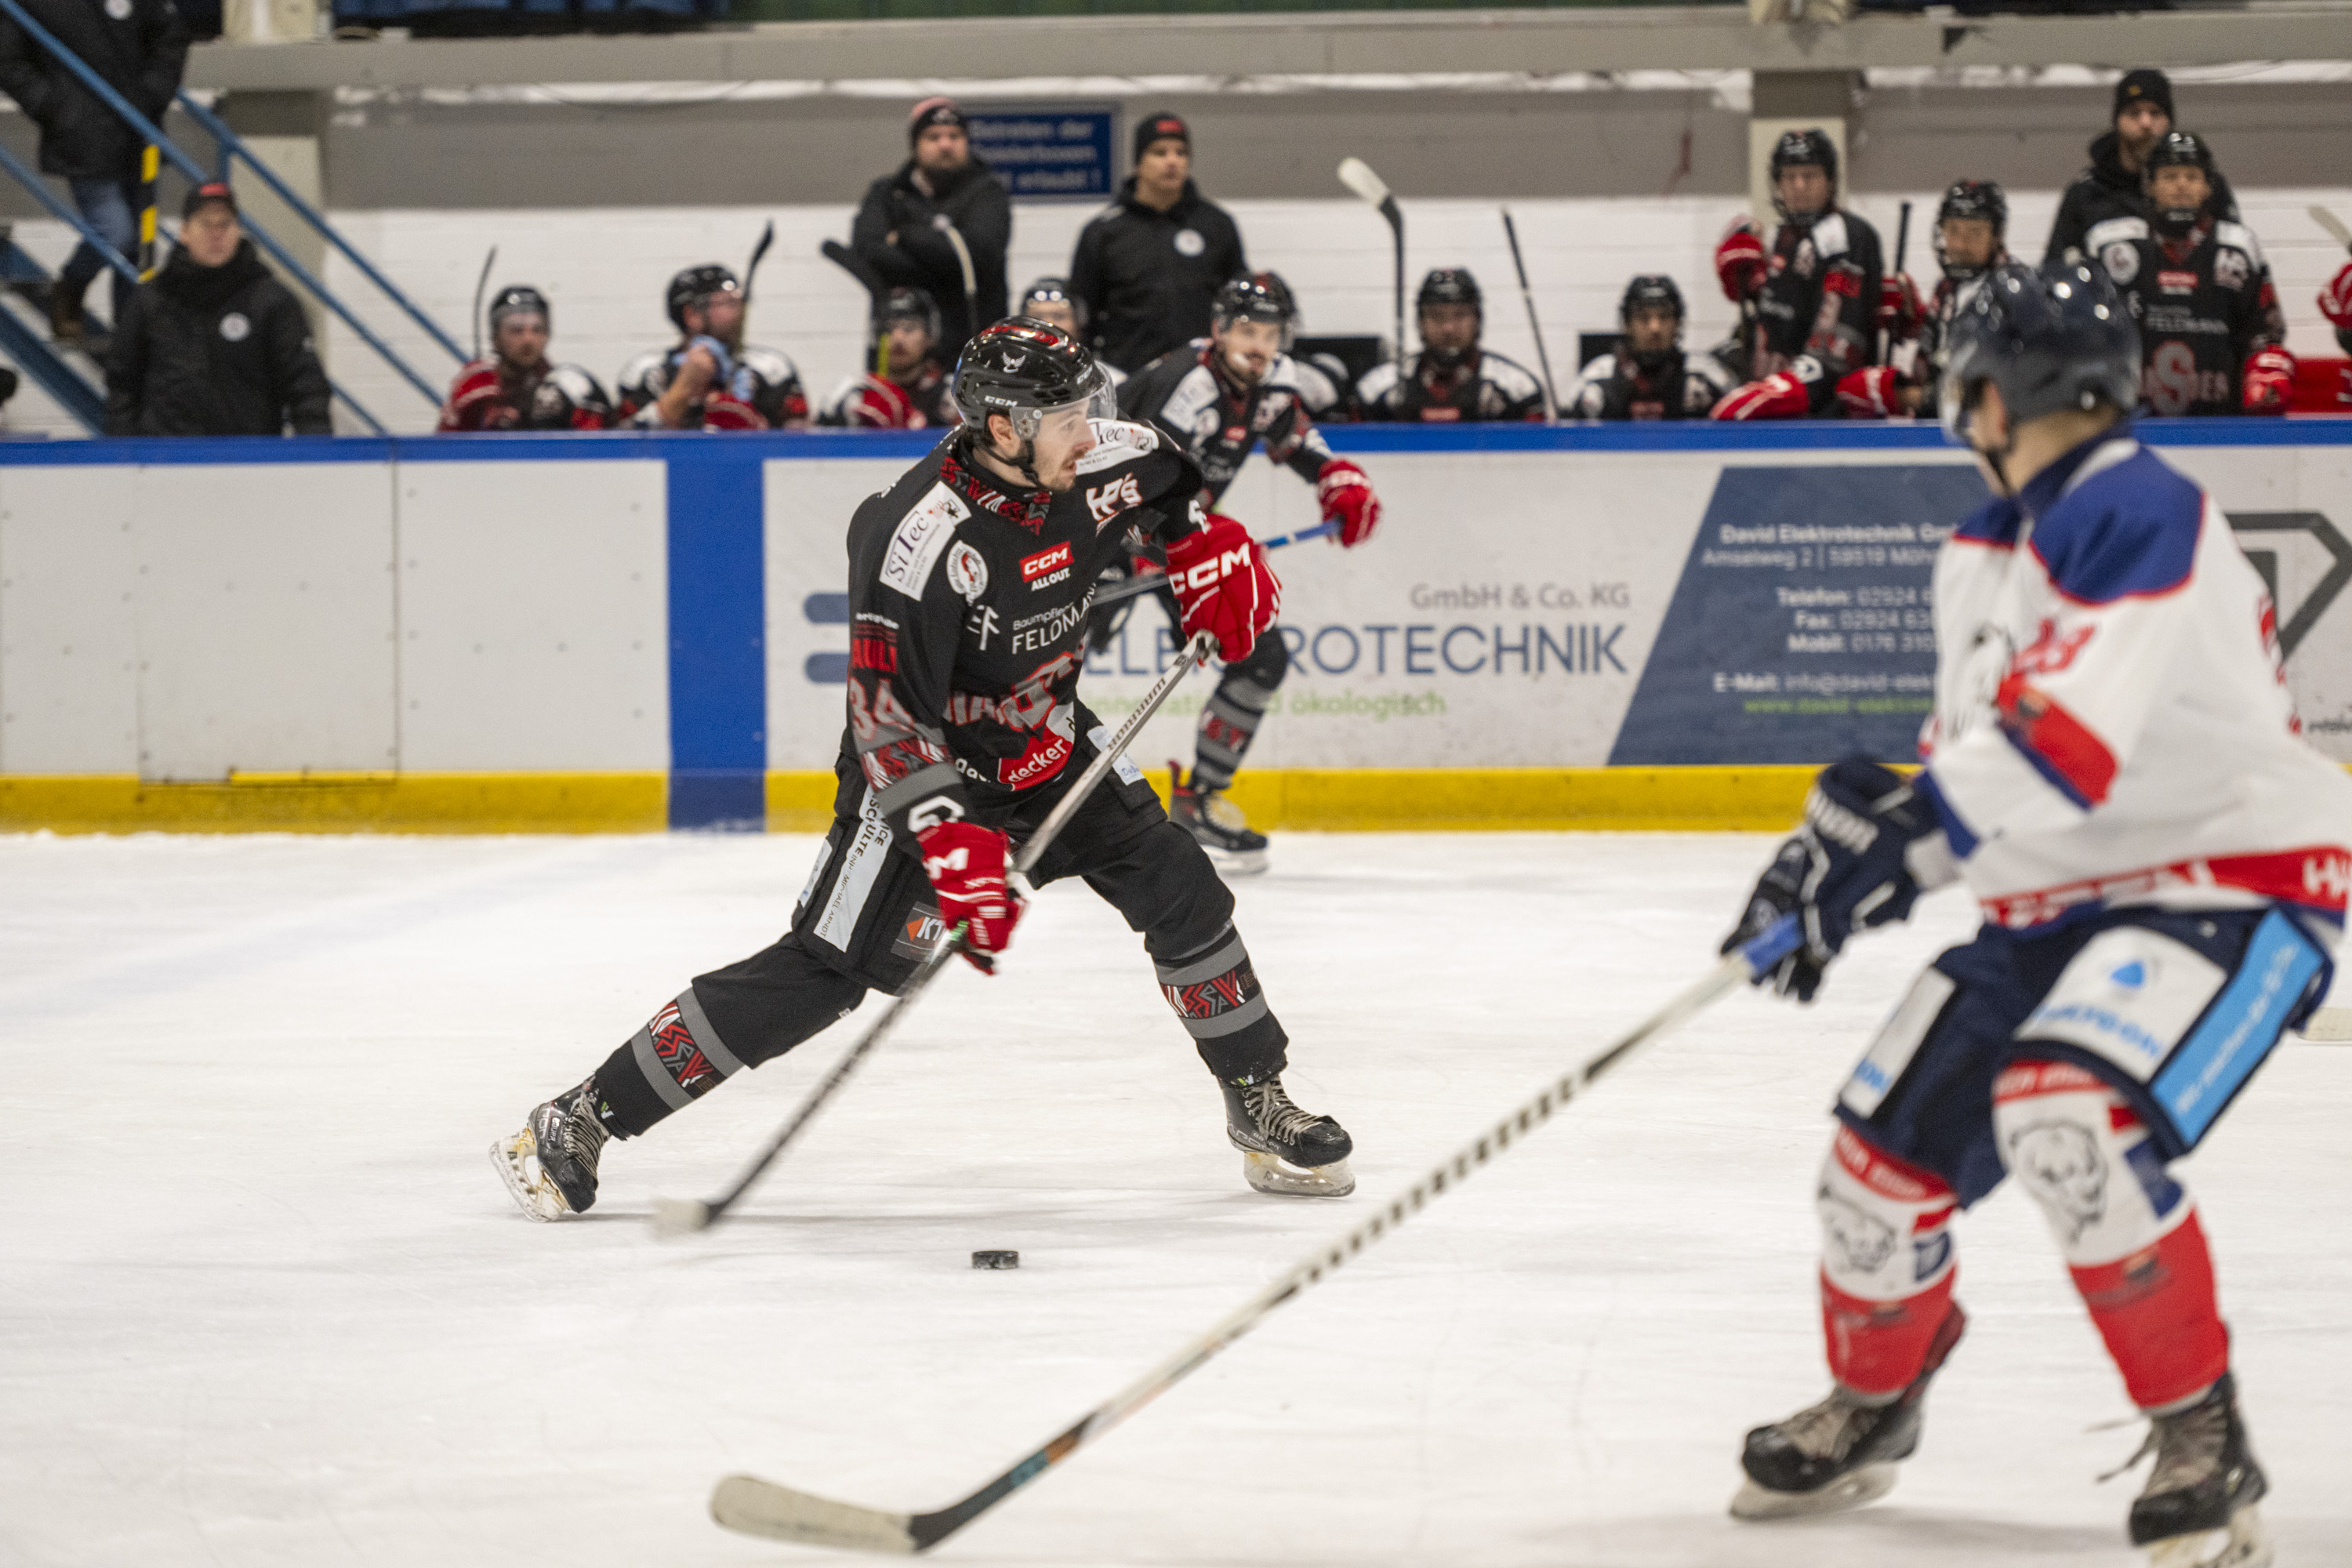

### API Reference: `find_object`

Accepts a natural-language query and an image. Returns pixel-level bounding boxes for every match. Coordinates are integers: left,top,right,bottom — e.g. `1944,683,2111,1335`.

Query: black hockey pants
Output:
592,746,1289,1140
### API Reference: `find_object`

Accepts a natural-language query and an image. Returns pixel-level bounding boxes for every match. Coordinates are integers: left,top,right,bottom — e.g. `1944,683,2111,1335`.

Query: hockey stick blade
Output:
708,914,1802,1553
1336,156,1389,209
649,1196,713,1235
2310,205,2351,252
2296,1004,2352,1042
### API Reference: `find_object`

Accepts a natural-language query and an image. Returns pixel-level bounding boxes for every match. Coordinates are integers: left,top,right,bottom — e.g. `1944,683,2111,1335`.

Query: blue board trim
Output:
665,451,768,831
2153,909,2326,1145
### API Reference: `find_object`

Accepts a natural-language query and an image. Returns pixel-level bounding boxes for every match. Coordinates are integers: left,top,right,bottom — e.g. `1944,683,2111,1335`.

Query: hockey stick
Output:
1092,522,1338,609
1338,158,1404,365
1878,200,1911,365
745,220,775,303
470,245,496,361
710,913,1806,1552
2310,205,2350,252
650,633,1218,1236
1498,208,1559,421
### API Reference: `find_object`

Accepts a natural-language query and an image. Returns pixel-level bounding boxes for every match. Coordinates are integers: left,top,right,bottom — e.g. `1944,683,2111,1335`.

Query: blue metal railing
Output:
0,0,459,411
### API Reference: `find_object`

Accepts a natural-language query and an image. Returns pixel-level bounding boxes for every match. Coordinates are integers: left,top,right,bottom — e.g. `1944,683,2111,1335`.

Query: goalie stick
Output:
1338,158,1405,366
708,913,1806,1552
650,632,1218,1236
1092,522,1338,609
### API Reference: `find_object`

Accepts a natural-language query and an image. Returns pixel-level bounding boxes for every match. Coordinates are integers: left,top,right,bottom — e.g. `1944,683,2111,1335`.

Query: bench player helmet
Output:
1940,258,2139,463
1414,267,1483,368
666,264,741,332
2143,130,2216,237
488,285,550,332
1769,129,1838,223
1211,271,1298,350
876,285,942,341
1617,274,1686,371
1933,180,2009,282
1018,276,1087,333
952,318,1117,481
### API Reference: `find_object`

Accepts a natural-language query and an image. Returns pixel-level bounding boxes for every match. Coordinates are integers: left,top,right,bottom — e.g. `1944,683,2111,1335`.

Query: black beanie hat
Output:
2114,69,2174,122
909,96,968,144
1134,112,1189,164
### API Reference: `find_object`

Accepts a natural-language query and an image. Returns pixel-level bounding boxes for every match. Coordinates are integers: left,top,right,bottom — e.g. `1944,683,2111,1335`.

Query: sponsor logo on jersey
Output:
2159,269,2198,296
878,485,970,598
2100,241,2140,285
2213,248,2250,290
1021,539,1074,590
1011,597,1091,654
1086,473,1143,528
946,541,989,603
850,627,896,672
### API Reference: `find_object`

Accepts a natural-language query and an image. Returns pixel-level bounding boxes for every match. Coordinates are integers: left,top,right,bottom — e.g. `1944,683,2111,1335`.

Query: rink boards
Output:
2,421,2349,833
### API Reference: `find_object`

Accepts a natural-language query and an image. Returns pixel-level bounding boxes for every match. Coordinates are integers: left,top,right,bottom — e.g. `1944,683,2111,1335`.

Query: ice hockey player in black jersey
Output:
492,319,1357,1220
1114,273,1385,872
2088,132,2293,417
818,286,957,430
1356,268,1546,422
1712,129,1886,420
616,263,809,430
436,285,613,432
1565,274,1731,420
1836,180,2009,421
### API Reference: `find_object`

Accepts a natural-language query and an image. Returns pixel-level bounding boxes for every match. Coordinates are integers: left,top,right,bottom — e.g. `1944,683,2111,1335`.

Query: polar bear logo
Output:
2007,1119,2107,1240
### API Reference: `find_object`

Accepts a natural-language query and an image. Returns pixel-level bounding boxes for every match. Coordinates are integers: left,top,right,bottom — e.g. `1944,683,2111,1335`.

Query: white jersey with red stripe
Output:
1918,429,2352,933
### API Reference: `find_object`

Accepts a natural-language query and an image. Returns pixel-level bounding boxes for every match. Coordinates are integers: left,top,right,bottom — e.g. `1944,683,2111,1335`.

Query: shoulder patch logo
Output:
946,541,989,603
878,484,971,599
1087,472,1144,528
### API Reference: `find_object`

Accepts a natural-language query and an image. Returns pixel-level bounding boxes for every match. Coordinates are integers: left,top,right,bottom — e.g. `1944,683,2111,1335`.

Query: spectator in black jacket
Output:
1068,112,1247,373
849,98,1010,358
106,183,330,436
2044,69,2238,264
0,0,187,342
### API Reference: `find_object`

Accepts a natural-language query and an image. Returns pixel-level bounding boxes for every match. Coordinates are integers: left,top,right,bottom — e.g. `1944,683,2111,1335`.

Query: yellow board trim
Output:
0,772,665,835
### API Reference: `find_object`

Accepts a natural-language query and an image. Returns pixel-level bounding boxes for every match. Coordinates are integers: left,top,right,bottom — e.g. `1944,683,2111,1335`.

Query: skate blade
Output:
489,1127,572,1222
1241,1150,1355,1197
1203,844,1270,877
1729,1462,1899,1521
2144,1505,2272,1568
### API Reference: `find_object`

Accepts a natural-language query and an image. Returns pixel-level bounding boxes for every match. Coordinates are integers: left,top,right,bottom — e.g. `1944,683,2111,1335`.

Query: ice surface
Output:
2,830,2347,1567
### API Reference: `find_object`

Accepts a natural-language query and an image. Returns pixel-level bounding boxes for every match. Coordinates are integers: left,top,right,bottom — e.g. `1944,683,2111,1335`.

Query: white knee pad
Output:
1993,1059,2189,1269
1817,1125,1958,1304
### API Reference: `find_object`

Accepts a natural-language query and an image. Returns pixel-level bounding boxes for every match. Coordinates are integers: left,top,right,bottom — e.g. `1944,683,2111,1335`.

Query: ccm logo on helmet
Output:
1021,541,1073,590
1183,545,1255,591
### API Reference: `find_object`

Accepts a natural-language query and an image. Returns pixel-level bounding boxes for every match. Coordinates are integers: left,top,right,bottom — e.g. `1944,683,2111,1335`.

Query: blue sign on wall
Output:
967,105,1117,201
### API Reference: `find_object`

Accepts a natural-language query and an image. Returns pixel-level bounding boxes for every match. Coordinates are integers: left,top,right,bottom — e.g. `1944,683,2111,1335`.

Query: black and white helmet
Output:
1769,129,1838,222
666,263,740,332
951,318,1116,435
1017,276,1087,332
1934,180,2009,282
876,285,942,341
2143,130,2217,234
488,284,550,332
1211,271,1299,348
1416,267,1481,312
1618,274,1685,328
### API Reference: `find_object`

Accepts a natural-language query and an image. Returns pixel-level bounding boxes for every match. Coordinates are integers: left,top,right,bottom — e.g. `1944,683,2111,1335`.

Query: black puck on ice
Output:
971,1249,1020,1270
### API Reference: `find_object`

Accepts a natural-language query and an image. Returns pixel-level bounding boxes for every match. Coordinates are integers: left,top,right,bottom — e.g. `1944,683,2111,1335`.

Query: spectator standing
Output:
2045,70,2238,266
2089,132,2291,417
616,264,807,431
819,286,957,430
0,0,187,342
1711,129,1884,420
850,98,1010,358
1069,112,1247,373
1357,267,1546,422
104,183,328,436
437,285,612,431
1566,275,1732,420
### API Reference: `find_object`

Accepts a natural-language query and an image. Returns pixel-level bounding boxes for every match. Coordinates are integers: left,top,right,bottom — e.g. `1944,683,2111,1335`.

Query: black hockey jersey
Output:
2089,215,2286,417
1735,209,1884,416
1565,347,1731,421
616,339,808,430
1118,343,1332,505
1357,348,1546,423
842,421,1208,837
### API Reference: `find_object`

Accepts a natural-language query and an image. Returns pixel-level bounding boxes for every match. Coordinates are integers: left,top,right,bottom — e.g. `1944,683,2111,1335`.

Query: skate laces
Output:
1243,1077,1323,1141
2095,1394,2226,1489
1781,1392,1878,1463
553,1083,610,1167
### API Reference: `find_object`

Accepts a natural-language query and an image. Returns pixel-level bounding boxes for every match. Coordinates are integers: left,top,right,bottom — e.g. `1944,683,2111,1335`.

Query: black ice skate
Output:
2115,1373,2272,1568
490,1076,610,1222
1222,1072,1354,1196
1171,764,1269,876
1730,1301,1966,1521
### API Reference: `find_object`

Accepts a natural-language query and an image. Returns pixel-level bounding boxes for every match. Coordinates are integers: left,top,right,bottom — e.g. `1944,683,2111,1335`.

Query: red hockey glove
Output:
914,821,1021,974
1166,514,1279,662
843,376,920,430
1715,221,1766,303
1314,458,1381,547
2318,262,2352,331
1836,366,1905,420
1712,373,1809,421
1875,272,1925,342
439,361,513,432
699,391,770,432
2241,347,2295,416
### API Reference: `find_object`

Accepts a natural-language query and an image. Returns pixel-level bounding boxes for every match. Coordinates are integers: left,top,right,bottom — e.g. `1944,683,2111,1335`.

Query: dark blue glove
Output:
1722,757,1952,1001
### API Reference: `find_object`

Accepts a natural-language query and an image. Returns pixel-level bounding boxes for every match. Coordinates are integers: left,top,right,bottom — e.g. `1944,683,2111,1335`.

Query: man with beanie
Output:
850,97,1010,357
2045,69,2238,264
1069,112,1248,373
105,183,329,437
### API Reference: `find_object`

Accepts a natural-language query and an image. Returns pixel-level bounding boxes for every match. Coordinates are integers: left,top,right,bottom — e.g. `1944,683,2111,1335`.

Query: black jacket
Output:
850,157,1011,358
0,0,186,181
2043,130,2240,266
1068,179,1247,374
106,238,332,436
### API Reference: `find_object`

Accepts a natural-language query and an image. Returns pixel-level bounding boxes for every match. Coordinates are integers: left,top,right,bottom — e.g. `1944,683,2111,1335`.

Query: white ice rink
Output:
5,829,2348,1567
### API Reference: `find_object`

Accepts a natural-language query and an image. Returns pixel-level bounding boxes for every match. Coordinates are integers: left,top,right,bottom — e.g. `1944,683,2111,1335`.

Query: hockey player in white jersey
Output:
1719,258,2350,1566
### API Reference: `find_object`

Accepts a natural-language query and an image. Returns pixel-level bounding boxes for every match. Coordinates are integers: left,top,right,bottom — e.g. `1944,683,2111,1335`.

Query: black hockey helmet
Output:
1211,271,1299,348
1933,180,2009,282
666,264,741,332
876,285,942,341
953,318,1116,448
1769,128,1838,221
1416,267,1482,312
2143,130,2217,234
488,284,550,332
1940,258,2139,459
1017,276,1087,332
1618,274,1686,327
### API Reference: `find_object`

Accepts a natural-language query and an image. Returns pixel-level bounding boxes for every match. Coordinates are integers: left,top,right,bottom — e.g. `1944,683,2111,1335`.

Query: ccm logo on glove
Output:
1166,515,1279,662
